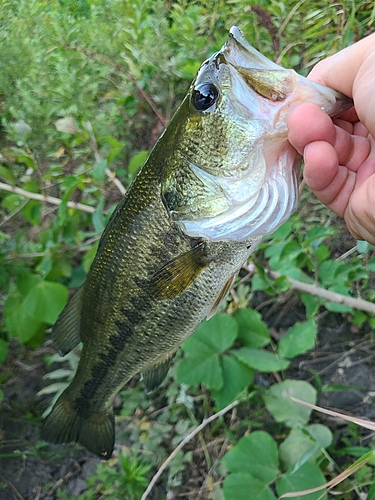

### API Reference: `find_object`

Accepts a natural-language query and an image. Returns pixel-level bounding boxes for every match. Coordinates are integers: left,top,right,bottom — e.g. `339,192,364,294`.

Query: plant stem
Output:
0,181,95,213
141,399,240,500
267,269,375,315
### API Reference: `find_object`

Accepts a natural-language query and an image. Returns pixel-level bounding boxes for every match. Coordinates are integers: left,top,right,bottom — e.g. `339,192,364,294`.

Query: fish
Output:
41,26,352,459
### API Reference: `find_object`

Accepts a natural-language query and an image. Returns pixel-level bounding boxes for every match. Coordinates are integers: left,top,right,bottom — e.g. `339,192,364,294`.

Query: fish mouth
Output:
224,26,281,71
177,27,352,243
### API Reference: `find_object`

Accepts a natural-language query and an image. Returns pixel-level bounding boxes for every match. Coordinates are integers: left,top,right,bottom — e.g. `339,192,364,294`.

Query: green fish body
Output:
41,27,352,458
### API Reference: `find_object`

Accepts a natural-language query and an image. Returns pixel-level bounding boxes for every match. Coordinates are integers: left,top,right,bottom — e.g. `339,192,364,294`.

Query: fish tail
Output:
41,393,115,460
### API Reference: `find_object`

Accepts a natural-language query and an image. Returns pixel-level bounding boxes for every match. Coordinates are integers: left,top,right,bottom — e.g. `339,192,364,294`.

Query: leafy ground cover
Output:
1,0,375,498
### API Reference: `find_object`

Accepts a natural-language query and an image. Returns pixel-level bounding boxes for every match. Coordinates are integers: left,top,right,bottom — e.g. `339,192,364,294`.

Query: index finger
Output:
308,33,375,137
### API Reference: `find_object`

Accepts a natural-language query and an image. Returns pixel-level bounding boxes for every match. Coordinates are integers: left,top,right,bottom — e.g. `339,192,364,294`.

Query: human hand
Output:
287,34,375,244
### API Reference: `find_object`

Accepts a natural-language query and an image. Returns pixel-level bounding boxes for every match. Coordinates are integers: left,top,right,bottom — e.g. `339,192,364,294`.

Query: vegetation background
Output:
1,0,375,499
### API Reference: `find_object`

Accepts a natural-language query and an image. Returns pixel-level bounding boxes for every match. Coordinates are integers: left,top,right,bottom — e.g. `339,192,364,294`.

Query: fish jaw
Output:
168,27,353,242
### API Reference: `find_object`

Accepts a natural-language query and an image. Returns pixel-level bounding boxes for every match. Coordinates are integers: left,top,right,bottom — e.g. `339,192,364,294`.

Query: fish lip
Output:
223,26,280,71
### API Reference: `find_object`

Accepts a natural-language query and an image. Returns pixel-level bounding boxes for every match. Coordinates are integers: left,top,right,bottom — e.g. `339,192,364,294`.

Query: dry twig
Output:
267,269,375,315
0,181,95,213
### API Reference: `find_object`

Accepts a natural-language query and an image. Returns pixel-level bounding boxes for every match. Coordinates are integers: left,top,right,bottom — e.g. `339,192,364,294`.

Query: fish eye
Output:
193,83,219,111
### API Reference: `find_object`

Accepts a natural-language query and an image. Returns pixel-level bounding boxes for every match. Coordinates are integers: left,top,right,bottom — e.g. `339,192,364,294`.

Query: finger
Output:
308,34,375,137
287,103,335,154
333,125,371,171
346,174,375,245
303,141,356,217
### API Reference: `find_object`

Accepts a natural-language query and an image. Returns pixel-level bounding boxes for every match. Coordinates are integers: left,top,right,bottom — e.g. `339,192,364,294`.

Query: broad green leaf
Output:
0,165,17,183
318,260,348,287
357,240,372,254
211,356,253,409
22,281,69,325
276,461,327,500
4,292,44,343
279,424,332,471
178,315,238,390
233,347,289,372
304,226,335,247
307,424,332,449
223,432,279,483
2,193,24,211
263,380,316,428
233,308,270,348
182,315,238,355
278,319,317,359
223,473,276,500
21,199,41,226
301,293,320,318
16,271,41,297
280,240,303,260
176,354,223,390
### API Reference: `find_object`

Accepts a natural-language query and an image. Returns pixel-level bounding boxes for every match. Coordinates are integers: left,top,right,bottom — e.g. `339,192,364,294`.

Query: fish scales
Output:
41,26,352,458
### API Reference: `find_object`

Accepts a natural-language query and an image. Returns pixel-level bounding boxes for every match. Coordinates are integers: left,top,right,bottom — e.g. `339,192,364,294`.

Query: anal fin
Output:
147,243,211,299
142,353,176,393
207,272,238,320
52,287,83,356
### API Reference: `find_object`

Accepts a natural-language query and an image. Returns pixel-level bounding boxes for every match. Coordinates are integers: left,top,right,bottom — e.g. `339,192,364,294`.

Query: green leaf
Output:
223,431,279,483
278,319,317,359
176,353,223,390
0,165,17,183
178,315,238,390
102,135,125,163
82,243,99,274
0,338,9,364
92,196,106,233
92,159,108,182
182,315,238,355
301,293,320,318
233,347,289,372
357,240,372,255
263,380,317,428
211,356,253,409
276,462,327,500
22,281,68,324
128,150,149,175
233,308,270,348
223,473,276,500
279,424,332,472
4,292,44,343
21,199,41,226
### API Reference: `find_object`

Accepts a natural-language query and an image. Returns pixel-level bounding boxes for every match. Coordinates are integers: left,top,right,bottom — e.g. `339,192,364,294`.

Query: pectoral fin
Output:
52,287,83,356
142,353,176,393
147,243,211,299
207,272,238,320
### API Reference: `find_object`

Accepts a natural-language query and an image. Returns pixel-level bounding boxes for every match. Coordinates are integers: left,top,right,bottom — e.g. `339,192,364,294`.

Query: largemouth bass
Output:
41,26,352,459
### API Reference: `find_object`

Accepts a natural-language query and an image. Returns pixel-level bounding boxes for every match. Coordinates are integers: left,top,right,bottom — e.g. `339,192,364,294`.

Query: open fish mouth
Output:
177,27,352,243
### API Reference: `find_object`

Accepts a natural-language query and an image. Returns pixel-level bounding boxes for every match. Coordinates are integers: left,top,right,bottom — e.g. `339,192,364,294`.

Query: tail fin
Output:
41,394,115,460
